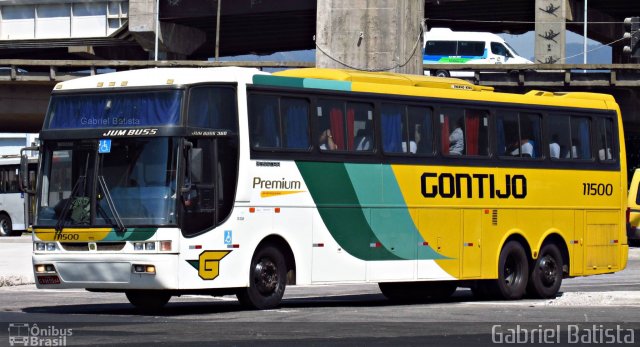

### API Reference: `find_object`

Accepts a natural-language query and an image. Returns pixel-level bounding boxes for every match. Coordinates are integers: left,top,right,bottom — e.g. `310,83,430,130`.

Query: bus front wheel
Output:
527,243,563,298
125,291,171,311
0,214,15,237
490,241,529,300
237,244,287,310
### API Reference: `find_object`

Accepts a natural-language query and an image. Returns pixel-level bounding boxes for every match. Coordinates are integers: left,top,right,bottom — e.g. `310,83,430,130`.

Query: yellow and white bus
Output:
25,67,628,310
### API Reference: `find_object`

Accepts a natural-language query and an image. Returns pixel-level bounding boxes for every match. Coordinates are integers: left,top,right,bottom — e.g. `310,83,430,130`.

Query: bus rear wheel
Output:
489,241,529,300
0,214,16,237
237,244,287,310
527,243,563,298
125,291,171,311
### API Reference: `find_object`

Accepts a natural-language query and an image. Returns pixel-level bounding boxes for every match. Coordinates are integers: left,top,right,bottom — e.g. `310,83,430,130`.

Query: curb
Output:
0,275,34,287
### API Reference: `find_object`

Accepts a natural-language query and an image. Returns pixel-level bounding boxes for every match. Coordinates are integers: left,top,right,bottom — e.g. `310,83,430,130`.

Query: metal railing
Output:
1,59,640,87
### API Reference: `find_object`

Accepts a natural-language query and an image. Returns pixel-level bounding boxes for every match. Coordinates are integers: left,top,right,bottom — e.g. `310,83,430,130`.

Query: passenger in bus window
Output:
319,129,337,150
448,118,464,155
598,136,612,160
549,134,561,159
354,128,372,151
402,133,418,154
566,138,579,159
510,138,534,157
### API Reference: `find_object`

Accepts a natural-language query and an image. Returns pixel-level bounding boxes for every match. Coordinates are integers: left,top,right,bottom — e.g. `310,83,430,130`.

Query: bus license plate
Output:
38,276,60,285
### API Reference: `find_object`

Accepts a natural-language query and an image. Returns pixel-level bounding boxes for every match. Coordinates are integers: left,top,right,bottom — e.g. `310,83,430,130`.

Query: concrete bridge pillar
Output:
315,0,424,75
129,0,207,59
534,0,568,64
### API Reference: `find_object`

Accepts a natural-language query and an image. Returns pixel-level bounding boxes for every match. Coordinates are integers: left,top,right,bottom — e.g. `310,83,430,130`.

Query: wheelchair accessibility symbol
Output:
224,230,232,245
99,139,111,154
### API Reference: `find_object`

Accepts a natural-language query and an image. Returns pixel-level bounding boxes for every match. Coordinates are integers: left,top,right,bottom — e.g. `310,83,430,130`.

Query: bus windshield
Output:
37,137,179,228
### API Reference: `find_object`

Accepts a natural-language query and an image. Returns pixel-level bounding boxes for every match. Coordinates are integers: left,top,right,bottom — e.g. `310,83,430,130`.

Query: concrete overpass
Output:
0,1,639,61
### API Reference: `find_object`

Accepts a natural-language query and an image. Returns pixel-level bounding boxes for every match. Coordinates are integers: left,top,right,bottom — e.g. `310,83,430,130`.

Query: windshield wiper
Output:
97,175,126,232
54,176,84,232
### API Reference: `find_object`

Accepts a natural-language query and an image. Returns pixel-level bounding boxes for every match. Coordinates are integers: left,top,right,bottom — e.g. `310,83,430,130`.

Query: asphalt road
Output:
0,243,638,346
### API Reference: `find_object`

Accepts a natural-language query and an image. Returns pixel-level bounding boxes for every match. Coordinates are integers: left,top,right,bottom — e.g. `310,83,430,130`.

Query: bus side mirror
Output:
19,146,38,195
181,146,203,193
189,148,203,184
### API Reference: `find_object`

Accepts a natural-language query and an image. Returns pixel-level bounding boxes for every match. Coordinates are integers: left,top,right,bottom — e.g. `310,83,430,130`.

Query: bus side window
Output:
409,106,434,155
317,99,372,152
569,116,592,160
249,94,280,148
188,86,238,131
497,111,541,158
381,103,404,153
249,94,311,151
595,117,616,161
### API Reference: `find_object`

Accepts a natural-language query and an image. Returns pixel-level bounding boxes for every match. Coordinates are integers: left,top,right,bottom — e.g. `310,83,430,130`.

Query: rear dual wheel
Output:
474,241,529,300
527,244,563,298
473,241,563,300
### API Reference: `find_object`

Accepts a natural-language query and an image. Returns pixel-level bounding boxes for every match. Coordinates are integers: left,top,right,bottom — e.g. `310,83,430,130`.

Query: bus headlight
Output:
132,264,156,274
34,242,58,251
35,264,56,273
144,242,155,251
133,242,144,251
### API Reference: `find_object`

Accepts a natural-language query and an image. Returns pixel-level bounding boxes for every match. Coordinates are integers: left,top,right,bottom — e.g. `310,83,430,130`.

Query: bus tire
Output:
434,70,450,78
0,213,15,237
125,291,171,311
527,243,563,298
237,244,287,310
490,241,529,300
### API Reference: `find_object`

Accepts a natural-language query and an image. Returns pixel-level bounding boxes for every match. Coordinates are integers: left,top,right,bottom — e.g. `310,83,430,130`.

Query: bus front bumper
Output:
32,253,179,290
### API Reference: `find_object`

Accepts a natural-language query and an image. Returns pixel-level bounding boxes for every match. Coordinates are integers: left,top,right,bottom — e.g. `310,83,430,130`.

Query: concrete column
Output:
129,0,206,58
316,0,424,75
534,0,568,64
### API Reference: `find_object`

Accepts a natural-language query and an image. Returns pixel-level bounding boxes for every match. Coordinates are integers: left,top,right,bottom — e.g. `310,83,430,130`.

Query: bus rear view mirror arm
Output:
19,146,38,195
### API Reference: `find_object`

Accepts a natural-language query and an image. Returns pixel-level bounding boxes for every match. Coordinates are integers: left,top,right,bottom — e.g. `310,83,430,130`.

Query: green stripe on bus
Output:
344,164,446,260
102,227,157,241
296,161,402,261
302,78,351,91
252,75,305,88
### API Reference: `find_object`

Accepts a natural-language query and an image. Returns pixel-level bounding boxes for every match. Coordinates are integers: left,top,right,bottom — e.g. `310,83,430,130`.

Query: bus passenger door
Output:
462,210,482,278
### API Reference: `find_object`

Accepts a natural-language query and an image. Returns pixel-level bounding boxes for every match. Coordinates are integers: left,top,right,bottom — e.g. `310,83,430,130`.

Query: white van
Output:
423,28,532,77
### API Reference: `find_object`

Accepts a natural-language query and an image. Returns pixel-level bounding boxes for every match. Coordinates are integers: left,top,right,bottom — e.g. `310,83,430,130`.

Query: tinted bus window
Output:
458,41,485,56
570,116,591,159
425,41,457,56
249,94,310,150
317,100,373,152
595,117,615,161
381,104,433,155
188,86,238,131
498,112,542,158
440,108,489,156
